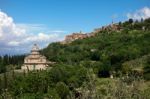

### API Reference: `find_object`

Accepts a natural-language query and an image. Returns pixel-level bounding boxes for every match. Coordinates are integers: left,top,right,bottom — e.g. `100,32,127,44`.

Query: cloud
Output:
49,30,67,33
0,32,3,38
127,7,150,20
16,24,67,35
16,23,48,33
22,33,59,43
8,41,20,46
0,11,66,55
0,11,26,37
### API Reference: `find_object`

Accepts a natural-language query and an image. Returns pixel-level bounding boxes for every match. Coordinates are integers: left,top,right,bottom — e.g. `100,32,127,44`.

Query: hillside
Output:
0,18,150,98
42,18,150,76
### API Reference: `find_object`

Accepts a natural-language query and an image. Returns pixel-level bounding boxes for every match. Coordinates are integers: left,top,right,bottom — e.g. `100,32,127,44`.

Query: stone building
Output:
21,44,53,71
61,32,88,44
65,33,87,42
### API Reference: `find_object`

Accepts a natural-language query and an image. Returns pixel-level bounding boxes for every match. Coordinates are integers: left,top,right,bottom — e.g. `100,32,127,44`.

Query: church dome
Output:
31,44,39,52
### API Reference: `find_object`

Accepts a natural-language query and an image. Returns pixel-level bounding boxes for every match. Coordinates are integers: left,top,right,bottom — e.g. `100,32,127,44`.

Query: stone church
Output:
21,44,52,70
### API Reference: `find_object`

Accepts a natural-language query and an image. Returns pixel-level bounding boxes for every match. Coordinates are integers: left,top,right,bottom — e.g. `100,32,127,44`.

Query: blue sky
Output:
0,0,150,55
1,0,150,32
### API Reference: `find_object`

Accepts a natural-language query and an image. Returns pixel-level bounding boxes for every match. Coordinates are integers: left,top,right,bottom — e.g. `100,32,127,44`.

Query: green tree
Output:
56,82,70,99
129,18,133,24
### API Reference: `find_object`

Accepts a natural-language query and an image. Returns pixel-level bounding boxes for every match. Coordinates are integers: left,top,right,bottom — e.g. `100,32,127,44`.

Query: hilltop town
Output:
61,19,147,45
61,22,121,44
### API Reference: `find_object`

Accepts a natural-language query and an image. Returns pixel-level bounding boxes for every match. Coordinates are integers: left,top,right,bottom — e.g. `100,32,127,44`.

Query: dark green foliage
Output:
0,56,6,73
56,82,69,99
3,72,7,89
45,89,60,99
90,51,100,61
48,64,88,88
128,18,133,24
1,65,87,98
0,55,25,73
98,62,111,78
9,71,48,96
144,56,150,80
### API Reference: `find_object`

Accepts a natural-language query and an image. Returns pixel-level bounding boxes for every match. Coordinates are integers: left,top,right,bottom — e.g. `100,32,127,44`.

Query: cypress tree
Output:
3,72,7,89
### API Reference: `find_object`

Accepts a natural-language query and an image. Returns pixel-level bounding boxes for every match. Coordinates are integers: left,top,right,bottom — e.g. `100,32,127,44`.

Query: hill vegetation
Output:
0,18,150,98
42,18,150,78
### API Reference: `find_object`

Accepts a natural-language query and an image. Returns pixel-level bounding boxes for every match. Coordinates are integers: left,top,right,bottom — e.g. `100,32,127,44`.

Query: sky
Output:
0,0,150,55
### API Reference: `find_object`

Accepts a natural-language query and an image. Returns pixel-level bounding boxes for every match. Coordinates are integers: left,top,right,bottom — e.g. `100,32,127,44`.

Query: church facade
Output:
21,44,52,70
